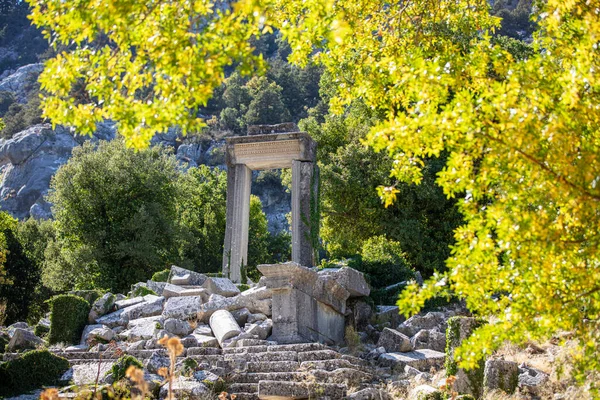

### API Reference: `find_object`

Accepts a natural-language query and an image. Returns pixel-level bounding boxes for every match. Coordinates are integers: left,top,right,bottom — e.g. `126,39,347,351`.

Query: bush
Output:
0,334,7,354
0,350,70,396
130,286,157,298
33,323,50,338
48,294,90,345
151,269,170,282
350,236,415,289
68,290,103,305
111,355,143,381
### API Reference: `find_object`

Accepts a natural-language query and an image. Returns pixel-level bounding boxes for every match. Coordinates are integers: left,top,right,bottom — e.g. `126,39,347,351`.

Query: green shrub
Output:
68,290,103,305
0,349,70,396
130,286,157,298
111,355,143,381
237,284,250,292
34,323,50,338
151,269,170,282
181,357,198,376
48,294,90,345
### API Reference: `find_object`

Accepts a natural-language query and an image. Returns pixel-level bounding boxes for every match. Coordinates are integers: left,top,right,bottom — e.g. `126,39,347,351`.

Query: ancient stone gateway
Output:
222,126,319,283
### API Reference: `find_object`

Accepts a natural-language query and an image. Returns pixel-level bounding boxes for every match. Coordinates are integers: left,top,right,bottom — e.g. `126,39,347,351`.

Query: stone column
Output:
291,160,318,267
222,163,252,283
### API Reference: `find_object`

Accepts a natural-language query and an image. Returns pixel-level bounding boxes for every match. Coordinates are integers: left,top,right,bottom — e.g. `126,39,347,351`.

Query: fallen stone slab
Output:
202,277,240,297
80,324,103,345
88,293,116,323
96,309,126,328
378,349,445,372
210,309,241,346
87,326,115,342
411,329,446,352
114,296,145,310
120,295,164,321
164,318,193,336
163,296,203,320
72,362,115,385
146,280,167,296
162,283,208,300
124,319,158,341
193,324,213,336
377,328,413,353
191,334,219,348
258,380,346,399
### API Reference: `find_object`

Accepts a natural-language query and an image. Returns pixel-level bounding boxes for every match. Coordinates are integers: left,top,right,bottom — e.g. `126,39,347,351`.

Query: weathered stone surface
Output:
258,380,346,399
169,266,207,286
159,378,208,399
210,309,241,346
88,293,116,323
164,318,193,336
162,283,208,300
196,296,237,322
72,362,114,386
163,296,203,320
124,319,158,341
405,312,446,332
202,277,240,297
191,334,219,348
7,322,29,337
411,329,446,352
120,295,164,321
145,352,170,374
377,328,413,353
7,328,43,351
409,384,442,400
325,267,370,297
146,280,167,296
114,296,145,310
193,324,213,336
378,349,445,372
87,326,115,342
347,387,388,400
0,64,44,103
171,273,190,285
248,313,268,324
518,365,549,388
375,306,403,329
347,299,373,330
484,359,518,394
446,316,486,398
231,308,250,325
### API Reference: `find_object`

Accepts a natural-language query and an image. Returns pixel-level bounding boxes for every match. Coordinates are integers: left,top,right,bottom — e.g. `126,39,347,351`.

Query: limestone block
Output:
332,267,370,297
163,283,208,300
347,387,388,400
125,319,157,341
411,329,447,352
171,273,191,285
88,293,116,323
87,326,115,342
231,308,250,325
244,319,272,340
72,362,114,386
209,309,241,346
114,296,145,310
180,335,199,348
405,311,447,332
146,280,167,296
484,359,518,394
191,334,219,348
163,296,203,320
159,377,207,399
519,365,548,389
258,380,346,399
169,265,208,286
247,313,268,324
145,352,170,374
127,315,163,329
7,328,43,351
80,324,103,345
378,349,445,372
375,305,404,328
377,328,413,353
202,277,240,297
164,318,193,336
196,296,236,322
193,324,213,337
127,340,146,351
120,295,164,322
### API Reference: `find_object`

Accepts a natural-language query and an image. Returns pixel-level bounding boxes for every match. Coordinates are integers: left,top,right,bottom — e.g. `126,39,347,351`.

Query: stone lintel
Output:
226,132,316,170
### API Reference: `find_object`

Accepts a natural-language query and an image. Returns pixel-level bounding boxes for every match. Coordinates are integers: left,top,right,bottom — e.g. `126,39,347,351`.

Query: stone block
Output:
258,380,346,400
7,328,43,351
193,324,213,337
164,318,193,336
378,349,445,372
484,359,518,394
202,277,240,297
120,295,164,322
231,308,250,325
331,267,370,297
377,328,413,353
114,296,145,310
88,293,116,323
209,309,241,346
146,280,167,296
192,334,219,348
80,324,103,345
87,326,115,342
446,316,486,398
169,266,207,286
163,296,203,320
411,329,447,352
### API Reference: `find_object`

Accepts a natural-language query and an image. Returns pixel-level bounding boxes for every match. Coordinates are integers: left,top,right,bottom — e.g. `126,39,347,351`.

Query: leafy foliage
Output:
111,355,143,381
151,269,170,282
48,294,90,345
0,350,70,396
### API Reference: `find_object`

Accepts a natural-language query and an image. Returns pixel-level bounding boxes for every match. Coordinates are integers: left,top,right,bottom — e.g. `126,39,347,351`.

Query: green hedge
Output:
0,350,70,396
34,323,50,338
111,355,143,381
48,294,90,345
68,290,103,305
151,269,170,282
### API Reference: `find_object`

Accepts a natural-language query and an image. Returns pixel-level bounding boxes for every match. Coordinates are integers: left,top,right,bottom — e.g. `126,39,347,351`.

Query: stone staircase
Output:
6,340,378,399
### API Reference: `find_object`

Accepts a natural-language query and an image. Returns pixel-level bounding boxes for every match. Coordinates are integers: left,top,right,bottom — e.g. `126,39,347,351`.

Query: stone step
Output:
236,339,277,347
224,345,268,354
257,380,347,399
229,393,259,400
309,368,375,386
229,383,258,393
186,347,222,356
246,361,300,373
224,350,297,363
229,372,305,383
297,349,341,363
300,358,371,373
266,343,327,353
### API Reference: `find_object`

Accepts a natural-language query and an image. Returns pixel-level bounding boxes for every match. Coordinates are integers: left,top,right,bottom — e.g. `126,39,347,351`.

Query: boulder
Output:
375,305,403,328
120,295,164,322
115,296,145,310
80,324,103,345
209,310,241,346
146,280,167,296
191,334,219,348
88,293,116,323
164,318,193,336
405,311,447,332
124,318,159,341
518,365,548,388
0,63,44,102
377,328,413,353
193,324,213,337
484,359,519,394
162,283,208,300
411,329,446,352
7,328,43,351
378,349,445,372
163,296,203,320
144,352,170,374
7,322,30,337
87,326,115,342
330,267,370,297
231,308,250,325
202,277,240,297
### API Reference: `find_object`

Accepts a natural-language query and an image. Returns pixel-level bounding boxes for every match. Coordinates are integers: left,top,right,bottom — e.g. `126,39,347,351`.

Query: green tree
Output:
48,140,181,292
244,76,291,125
